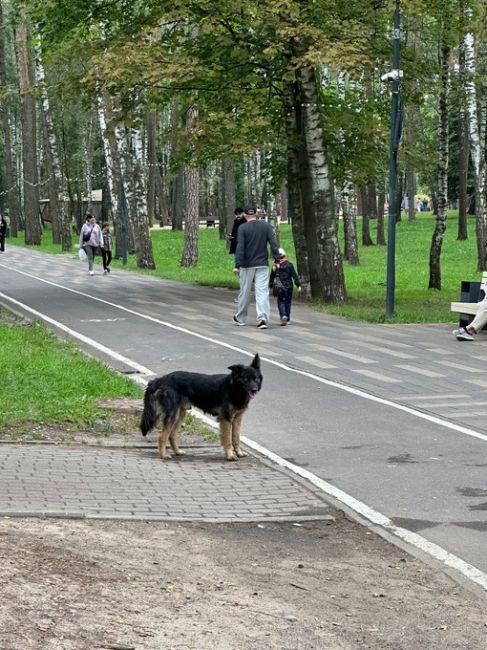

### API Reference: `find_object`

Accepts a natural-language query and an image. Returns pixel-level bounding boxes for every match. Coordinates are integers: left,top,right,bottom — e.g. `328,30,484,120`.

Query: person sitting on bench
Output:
453,296,487,341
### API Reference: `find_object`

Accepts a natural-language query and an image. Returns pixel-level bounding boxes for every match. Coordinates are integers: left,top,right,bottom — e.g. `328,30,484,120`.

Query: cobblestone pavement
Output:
0,442,333,522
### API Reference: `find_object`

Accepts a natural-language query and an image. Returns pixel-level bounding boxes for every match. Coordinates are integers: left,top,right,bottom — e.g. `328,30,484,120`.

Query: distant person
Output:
206,212,215,228
233,205,279,329
228,208,246,258
79,214,102,276
0,214,7,253
269,248,302,326
228,207,246,303
101,222,113,275
422,198,429,212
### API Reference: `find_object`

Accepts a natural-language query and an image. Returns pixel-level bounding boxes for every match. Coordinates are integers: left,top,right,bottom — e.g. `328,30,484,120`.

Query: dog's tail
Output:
140,381,158,437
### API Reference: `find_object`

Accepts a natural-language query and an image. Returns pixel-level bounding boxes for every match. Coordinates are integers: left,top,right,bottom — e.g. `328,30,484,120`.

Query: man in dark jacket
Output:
233,205,279,329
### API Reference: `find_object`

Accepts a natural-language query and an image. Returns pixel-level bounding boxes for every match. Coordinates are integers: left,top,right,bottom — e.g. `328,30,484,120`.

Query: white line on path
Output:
2,265,487,592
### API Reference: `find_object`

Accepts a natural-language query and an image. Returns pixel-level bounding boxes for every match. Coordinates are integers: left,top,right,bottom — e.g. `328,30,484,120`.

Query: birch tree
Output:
0,0,21,236
17,17,41,245
181,103,199,267
35,41,71,250
464,8,487,270
429,42,450,290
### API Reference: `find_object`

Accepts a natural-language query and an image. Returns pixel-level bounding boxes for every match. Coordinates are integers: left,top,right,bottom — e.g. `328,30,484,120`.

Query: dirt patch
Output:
0,516,485,650
0,398,217,447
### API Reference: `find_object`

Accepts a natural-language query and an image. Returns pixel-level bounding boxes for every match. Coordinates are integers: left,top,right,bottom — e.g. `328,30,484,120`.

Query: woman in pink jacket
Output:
79,214,103,276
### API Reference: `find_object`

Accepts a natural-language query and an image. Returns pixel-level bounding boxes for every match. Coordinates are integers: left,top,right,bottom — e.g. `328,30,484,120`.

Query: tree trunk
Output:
464,21,487,270
457,26,469,241
0,2,21,236
376,179,386,246
342,182,359,265
146,112,157,227
429,44,450,290
283,79,310,296
181,105,199,267
396,171,404,222
35,41,71,250
17,20,41,245
280,181,288,222
360,186,374,246
171,169,184,230
295,60,346,303
131,127,155,269
223,157,236,244
97,91,119,221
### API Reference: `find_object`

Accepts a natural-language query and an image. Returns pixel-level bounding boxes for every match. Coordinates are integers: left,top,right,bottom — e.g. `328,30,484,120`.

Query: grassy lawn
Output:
0,309,142,429
0,309,221,442
7,211,480,323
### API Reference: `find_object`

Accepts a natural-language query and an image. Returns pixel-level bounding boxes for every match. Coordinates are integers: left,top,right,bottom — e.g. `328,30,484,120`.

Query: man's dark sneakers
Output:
257,320,268,329
233,315,245,326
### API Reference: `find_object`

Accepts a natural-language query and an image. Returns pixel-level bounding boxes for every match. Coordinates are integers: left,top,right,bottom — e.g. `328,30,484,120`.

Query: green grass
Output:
7,212,480,323
0,311,142,428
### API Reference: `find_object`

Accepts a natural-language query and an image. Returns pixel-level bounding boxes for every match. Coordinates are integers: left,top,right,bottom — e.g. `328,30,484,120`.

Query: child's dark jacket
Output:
269,259,301,291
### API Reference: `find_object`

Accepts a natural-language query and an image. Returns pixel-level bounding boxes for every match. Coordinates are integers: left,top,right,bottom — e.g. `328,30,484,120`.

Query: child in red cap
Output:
269,248,302,325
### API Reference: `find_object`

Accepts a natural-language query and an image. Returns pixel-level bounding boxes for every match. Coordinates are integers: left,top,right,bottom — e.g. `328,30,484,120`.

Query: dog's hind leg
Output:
158,425,173,459
231,412,248,458
218,418,237,461
169,408,187,456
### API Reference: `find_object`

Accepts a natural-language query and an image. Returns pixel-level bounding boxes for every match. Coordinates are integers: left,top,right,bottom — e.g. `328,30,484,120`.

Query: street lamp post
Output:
384,0,402,318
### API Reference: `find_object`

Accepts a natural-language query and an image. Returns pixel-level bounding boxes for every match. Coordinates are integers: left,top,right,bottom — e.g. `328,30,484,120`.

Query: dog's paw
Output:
235,448,248,458
225,451,238,461
174,449,186,456
160,453,172,460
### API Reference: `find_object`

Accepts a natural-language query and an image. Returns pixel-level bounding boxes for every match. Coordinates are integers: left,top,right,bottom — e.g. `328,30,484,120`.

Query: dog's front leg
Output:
231,412,248,458
219,418,237,461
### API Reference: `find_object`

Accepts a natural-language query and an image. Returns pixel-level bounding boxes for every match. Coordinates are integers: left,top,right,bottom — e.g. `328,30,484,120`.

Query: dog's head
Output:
228,353,263,400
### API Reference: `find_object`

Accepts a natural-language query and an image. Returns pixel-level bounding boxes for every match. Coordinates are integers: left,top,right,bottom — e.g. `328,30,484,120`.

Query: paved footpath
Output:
0,441,333,522
1,245,487,591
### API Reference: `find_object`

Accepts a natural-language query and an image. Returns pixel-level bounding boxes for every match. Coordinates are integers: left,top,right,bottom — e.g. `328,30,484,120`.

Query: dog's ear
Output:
227,364,242,373
250,353,260,370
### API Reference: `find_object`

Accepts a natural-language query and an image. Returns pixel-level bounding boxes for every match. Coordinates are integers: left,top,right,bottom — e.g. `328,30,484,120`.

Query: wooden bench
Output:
450,271,487,324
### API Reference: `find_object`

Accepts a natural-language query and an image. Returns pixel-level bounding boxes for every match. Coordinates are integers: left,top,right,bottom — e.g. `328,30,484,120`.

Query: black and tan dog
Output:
140,354,262,461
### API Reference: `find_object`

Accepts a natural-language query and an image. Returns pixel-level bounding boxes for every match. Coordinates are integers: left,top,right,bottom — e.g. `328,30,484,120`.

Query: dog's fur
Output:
140,354,262,461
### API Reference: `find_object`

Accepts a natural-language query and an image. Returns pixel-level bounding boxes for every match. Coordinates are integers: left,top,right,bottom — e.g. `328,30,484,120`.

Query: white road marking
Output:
351,368,402,383
79,318,127,323
2,264,487,591
394,364,444,378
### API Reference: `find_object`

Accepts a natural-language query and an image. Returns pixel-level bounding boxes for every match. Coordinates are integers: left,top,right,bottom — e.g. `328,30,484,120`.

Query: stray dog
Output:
140,354,262,461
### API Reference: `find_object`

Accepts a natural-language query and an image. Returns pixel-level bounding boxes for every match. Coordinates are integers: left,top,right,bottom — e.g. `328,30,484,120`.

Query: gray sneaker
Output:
233,315,245,326
452,327,474,341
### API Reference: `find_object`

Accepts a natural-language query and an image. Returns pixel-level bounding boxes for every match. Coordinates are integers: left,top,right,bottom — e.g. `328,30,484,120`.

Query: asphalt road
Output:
1,245,486,589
